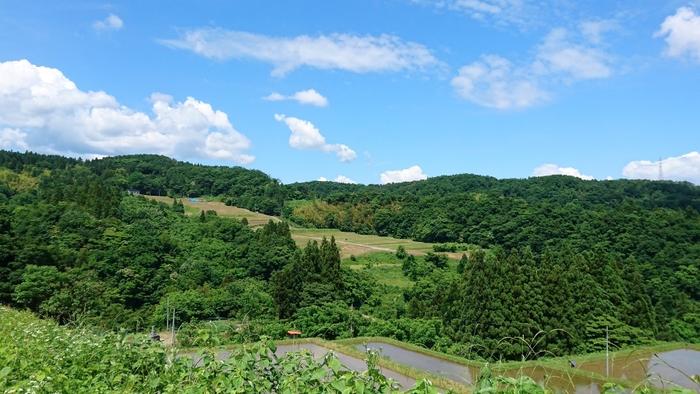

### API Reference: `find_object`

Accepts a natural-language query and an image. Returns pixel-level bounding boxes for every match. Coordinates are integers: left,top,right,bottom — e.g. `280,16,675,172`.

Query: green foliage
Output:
396,245,408,259
0,307,449,393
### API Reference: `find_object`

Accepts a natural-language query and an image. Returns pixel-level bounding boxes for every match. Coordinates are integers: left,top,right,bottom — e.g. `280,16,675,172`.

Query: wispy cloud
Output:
0,59,254,163
274,114,356,162
452,24,616,109
452,55,549,109
263,89,328,107
654,7,700,63
93,14,123,31
160,28,442,77
409,0,538,28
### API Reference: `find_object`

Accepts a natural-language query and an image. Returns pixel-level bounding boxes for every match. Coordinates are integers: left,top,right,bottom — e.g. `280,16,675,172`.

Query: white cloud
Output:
274,114,356,162
380,165,428,184
334,175,356,184
0,128,29,150
0,59,254,163
263,89,328,107
263,92,286,101
291,90,328,106
532,164,594,180
160,29,442,77
580,20,618,45
534,27,612,80
317,177,328,182
93,14,123,31
411,0,532,26
453,25,614,109
452,55,548,109
623,152,700,184
654,7,700,63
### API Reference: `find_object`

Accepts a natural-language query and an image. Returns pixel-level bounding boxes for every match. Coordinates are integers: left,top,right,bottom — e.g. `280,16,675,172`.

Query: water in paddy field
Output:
275,343,418,389
578,348,700,390
358,342,606,393
182,343,419,390
357,342,479,385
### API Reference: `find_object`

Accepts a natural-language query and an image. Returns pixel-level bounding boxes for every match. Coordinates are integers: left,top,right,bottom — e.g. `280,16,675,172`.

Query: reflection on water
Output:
276,343,418,389
502,366,603,394
182,343,418,390
358,342,478,384
359,342,605,394
578,348,700,390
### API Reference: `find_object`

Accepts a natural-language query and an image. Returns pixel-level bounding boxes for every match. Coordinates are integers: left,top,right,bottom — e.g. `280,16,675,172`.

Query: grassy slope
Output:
144,195,280,227
147,195,442,260
292,228,436,259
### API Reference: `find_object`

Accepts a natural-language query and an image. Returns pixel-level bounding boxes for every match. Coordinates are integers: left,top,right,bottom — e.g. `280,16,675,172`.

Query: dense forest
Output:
1,150,699,362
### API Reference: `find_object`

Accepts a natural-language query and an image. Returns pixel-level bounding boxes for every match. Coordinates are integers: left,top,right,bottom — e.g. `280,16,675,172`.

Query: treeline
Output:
0,151,285,215
400,247,656,360
1,150,700,361
287,194,700,333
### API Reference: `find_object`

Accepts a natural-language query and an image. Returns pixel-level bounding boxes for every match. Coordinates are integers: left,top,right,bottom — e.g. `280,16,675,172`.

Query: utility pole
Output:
166,297,169,332
606,325,609,378
171,308,176,346
349,305,354,337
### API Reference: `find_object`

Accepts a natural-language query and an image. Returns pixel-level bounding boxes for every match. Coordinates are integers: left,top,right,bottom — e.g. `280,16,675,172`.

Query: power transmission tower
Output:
659,158,664,181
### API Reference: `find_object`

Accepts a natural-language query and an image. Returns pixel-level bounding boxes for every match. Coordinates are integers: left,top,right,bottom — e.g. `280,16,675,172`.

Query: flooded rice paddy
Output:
358,342,606,393
183,342,700,393
357,342,699,393
182,342,418,390
578,348,700,390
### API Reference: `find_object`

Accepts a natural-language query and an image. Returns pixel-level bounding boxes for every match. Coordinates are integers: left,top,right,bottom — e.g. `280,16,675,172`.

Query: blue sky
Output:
0,0,699,185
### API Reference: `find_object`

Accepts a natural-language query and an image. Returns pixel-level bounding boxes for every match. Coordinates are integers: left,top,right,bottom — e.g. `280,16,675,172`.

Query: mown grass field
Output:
145,195,459,259
342,252,413,288
144,195,279,227
291,228,435,259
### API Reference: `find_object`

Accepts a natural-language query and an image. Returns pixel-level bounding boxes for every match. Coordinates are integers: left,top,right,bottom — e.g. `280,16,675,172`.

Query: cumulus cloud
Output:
263,93,286,101
334,175,356,184
263,89,328,107
160,29,442,77
623,152,700,184
0,59,254,163
532,164,594,180
380,165,428,184
452,25,614,109
317,177,328,182
274,114,356,162
452,55,549,109
93,14,123,31
654,7,700,63
0,128,29,150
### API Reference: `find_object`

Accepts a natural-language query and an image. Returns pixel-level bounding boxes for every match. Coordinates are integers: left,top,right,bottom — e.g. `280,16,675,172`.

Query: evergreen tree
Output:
457,253,467,274
566,253,614,352
271,251,304,319
621,256,656,334
539,247,574,355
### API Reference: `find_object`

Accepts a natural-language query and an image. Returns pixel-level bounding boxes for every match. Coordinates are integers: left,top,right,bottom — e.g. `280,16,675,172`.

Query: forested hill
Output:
288,173,700,211
1,150,700,360
0,151,285,215
3,150,698,217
